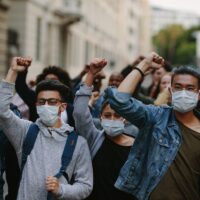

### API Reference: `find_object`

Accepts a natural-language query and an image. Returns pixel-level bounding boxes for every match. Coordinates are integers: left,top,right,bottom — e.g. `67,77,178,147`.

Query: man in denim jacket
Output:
105,52,200,200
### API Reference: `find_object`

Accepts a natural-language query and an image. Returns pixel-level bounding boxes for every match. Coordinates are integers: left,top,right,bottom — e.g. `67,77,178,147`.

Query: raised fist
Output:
142,52,165,74
17,57,32,67
89,58,107,76
11,57,32,72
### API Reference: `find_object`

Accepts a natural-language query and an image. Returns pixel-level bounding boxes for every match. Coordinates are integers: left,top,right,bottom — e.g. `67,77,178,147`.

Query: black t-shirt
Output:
86,136,136,200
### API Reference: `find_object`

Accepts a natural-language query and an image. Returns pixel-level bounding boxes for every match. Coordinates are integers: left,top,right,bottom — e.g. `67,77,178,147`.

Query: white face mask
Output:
101,119,125,137
36,105,59,126
172,90,199,113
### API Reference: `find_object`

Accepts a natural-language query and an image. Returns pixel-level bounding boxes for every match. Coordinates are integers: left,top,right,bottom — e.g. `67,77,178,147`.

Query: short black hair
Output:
35,79,70,102
171,66,200,88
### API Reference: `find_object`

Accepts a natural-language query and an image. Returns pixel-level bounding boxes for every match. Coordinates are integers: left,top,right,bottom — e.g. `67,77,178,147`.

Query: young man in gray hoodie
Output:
0,57,93,200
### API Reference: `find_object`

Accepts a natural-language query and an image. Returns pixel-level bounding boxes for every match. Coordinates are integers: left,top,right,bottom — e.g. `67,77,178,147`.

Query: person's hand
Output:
88,91,100,107
138,52,164,75
94,70,106,80
10,57,32,72
46,176,60,194
89,58,107,76
79,64,90,77
83,64,90,74
132,55,145,67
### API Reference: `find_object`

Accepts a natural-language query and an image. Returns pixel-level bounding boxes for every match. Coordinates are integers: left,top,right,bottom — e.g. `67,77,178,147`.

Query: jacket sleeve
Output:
15,70,36,110
0,81,31,153
73,84,105,158
56,138,93,200
105,87,160,129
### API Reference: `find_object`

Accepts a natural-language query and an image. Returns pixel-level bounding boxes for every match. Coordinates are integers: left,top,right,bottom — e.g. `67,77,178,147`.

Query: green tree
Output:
153,25,200,66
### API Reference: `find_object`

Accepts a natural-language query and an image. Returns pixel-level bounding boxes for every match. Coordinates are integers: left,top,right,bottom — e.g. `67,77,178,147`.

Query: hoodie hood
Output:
35,119,74,141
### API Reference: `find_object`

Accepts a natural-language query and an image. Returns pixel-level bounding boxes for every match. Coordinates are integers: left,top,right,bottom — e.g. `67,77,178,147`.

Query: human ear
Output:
60,103,67,112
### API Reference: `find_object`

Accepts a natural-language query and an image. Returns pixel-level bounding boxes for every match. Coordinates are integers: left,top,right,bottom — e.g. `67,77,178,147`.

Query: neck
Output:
51,118,62,128
175,110,199,127
108,134,134,146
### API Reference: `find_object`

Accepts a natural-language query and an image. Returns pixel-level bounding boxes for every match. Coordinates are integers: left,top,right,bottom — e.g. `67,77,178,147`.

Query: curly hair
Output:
36,66,72,88
35,66,74,103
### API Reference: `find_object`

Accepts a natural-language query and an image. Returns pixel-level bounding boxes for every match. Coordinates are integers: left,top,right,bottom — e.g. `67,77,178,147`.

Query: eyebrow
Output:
174,83,196,87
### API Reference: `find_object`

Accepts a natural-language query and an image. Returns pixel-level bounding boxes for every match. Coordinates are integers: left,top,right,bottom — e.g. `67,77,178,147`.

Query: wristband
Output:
133,67,145,78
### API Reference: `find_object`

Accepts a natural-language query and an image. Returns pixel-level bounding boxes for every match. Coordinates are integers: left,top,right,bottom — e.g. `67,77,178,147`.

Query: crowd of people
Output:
0,52,200,200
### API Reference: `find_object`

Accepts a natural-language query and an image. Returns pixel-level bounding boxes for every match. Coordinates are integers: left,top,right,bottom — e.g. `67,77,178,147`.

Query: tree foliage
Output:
153,25,200,66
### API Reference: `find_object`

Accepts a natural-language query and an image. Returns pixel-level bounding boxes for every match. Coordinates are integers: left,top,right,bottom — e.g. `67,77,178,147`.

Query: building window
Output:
36,17,41,61
128,43,133,51
129,27,134,35
129,10,134,18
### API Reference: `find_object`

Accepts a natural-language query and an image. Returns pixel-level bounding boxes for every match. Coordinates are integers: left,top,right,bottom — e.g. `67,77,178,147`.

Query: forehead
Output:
154,67,166,75
102,104,115,113
37,90,61,99
161,74,171,82
45,73,59,80
172,74,198,87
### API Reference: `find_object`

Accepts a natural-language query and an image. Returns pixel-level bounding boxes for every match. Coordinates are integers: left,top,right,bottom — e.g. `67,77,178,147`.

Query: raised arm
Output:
73,58,107,158
5,57,32,84
15,69,38,122
118,52,164,94
0,57,32,152
15,70,36,109
105,53,164,128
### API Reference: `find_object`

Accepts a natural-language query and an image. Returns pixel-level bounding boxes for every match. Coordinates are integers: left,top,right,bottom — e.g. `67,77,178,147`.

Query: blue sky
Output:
150,0,200,15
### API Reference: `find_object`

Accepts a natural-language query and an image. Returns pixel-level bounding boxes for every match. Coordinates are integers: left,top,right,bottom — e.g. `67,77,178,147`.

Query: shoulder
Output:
76,135,88,146
75,135,90,152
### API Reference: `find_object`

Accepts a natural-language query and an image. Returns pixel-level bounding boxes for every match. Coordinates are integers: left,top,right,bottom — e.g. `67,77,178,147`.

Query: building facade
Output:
6,0,151,79
151,6,200,35
65,0,151,76
7,0,82,78
0,0,10,78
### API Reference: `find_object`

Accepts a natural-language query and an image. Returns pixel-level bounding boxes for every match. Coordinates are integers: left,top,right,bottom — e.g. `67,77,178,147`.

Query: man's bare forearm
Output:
5,68,18,84
118,60,148,94
118,52,164,94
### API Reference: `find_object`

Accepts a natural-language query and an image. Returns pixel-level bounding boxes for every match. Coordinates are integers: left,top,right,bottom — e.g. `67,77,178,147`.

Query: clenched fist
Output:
89,58,107,76
10,57,32,72
46,176,60,194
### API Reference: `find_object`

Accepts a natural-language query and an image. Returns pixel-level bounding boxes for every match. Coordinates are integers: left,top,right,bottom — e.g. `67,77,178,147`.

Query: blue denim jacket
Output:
105,87,182,200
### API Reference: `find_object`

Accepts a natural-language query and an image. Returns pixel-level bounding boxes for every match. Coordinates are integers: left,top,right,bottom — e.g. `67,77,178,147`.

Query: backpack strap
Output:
47,130,78,200
20,123,39,177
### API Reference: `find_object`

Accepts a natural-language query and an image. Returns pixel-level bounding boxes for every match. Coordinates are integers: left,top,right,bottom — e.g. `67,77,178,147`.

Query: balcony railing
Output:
54,0,82,24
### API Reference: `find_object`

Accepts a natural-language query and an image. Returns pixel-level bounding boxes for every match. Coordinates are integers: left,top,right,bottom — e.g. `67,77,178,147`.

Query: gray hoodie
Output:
0,81,93,200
